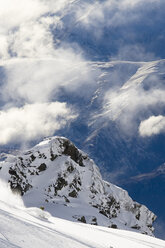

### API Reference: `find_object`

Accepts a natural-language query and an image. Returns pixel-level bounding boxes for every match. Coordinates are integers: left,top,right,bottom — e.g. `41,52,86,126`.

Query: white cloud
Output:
139,115,165,137
9,21,55,58
41,0,69,12
0,0,47,33
0,0,68,59
2,54,95,103
0,0,164,144
103,61,165,134
0,0,164,60
0,0,100,145
0,102,76,145
75,0,165,62
76,0,154,28
0,0,97,104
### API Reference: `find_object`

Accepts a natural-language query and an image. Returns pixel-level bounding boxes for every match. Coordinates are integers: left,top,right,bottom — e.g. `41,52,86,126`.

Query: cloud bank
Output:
0,0,98,145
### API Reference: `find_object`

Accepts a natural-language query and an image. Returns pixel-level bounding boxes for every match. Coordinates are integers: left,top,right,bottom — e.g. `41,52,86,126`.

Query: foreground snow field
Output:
0,181,165,248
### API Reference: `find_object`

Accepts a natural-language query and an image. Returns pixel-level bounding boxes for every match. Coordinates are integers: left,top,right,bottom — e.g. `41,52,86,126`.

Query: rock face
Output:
0,136,156,235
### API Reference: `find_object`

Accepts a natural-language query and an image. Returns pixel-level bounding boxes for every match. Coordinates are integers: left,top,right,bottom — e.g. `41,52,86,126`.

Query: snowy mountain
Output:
0,180,165,248
0,136,156,236
0,0,165,240
0,57,165,239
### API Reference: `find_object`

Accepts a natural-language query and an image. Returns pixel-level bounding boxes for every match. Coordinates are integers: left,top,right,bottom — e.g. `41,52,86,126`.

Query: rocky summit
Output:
0,136,156,235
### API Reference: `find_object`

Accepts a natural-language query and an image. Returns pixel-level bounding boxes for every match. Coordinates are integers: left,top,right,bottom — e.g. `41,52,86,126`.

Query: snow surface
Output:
0,180,165,248
0,137,156,236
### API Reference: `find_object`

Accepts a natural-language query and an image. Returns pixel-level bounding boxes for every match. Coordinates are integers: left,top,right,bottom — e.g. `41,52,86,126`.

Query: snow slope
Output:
0,137,156,236
0,180,164,248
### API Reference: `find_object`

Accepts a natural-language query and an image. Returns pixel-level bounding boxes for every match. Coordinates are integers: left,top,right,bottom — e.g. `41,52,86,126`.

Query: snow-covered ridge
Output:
0,136,156,236
0,183,164,248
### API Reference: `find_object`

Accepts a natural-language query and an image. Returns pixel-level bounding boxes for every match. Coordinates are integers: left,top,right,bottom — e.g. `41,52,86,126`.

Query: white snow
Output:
0,136,156,236
0,179,164,248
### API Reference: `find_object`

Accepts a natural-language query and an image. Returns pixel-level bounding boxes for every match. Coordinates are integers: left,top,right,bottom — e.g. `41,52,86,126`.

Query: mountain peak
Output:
0,136,156,236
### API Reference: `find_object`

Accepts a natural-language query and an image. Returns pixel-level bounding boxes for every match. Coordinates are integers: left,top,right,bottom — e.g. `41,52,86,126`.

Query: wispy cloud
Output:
102,61,165,135
1,55,94,104
77,0,165,31
74,0,165,60
0,0,98,145
0,0,165,145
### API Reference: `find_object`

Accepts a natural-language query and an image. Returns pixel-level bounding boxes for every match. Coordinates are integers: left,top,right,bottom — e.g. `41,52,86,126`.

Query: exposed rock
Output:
63,196,70,203
69,190,78,198
91,217,97,225
50,149,57,161
62,139,84,167
136,213,140,220
78,216,86,223
131,225,141,230
54,177,68,195
67,165,74,173
30,154,36,162
38,163,47,172
111,224,118,229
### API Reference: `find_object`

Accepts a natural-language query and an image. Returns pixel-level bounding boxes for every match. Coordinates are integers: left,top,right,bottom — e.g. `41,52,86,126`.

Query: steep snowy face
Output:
0,136,156,236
